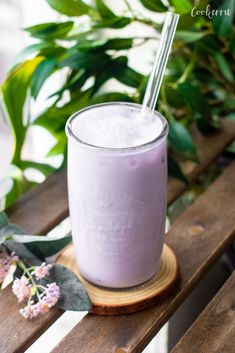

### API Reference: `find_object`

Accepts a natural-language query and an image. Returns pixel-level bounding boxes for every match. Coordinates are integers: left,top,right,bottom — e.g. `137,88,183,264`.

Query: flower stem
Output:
17,261,41,301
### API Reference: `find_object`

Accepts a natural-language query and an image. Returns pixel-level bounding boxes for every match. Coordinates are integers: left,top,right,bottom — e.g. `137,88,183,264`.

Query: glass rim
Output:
66,102,169,153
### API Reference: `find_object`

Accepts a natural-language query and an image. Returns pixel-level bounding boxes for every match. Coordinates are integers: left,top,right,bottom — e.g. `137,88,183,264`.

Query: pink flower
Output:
12,276,31,302
33,263,52,279
19,282,60,319
20,299,50,320
20,304,37,320
0,252,18,282
43,283,60,307
35,300,50,314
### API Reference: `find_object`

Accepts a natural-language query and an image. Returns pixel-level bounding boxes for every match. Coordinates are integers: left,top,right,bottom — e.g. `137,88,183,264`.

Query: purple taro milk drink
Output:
66,102,168,288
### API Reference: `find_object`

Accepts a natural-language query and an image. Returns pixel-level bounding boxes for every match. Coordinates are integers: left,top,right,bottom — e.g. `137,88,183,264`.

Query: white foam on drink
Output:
71,105,164,149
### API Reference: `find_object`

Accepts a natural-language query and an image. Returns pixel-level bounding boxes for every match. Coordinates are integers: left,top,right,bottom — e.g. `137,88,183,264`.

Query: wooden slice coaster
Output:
57,244,179,315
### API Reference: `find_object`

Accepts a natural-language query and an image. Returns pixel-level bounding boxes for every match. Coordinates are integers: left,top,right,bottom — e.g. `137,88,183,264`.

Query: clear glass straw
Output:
141,12,179,114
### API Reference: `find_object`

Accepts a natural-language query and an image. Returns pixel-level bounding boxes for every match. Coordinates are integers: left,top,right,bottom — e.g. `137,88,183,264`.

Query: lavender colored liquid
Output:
66,103,168,288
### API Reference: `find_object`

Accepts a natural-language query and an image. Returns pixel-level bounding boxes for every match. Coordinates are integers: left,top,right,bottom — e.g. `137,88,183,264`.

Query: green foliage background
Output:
1,0,235,208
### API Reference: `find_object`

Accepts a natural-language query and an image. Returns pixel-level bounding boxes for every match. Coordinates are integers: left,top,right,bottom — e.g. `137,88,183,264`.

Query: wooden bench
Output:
170,271,235,353
1,119,235,353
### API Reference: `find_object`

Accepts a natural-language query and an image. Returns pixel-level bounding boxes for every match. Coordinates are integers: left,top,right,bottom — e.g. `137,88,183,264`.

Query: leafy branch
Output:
1,0,235,207
0,212,91,318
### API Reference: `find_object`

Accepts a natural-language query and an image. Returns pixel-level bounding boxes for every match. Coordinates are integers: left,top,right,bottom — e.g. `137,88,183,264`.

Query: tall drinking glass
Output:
66,102,168,288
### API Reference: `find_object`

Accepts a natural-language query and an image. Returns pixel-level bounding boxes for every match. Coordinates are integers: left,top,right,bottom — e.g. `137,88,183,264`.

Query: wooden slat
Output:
7,170,68,234
1,292,62,353
52,161,235,353
7,120,235,234
1,120,234,353
170,272,235,353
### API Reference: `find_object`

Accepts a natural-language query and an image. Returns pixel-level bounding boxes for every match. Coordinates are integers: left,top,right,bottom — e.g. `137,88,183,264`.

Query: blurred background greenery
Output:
0,0,235,208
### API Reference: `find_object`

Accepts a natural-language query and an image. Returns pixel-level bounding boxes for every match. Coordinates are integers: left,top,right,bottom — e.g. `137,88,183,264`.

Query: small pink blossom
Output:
9,257,61,320
18,282,60,319
20,299,50,320
12,276,31,302
35,300,50,314
32,262,52,279
20,304,37,319
43,283,60,307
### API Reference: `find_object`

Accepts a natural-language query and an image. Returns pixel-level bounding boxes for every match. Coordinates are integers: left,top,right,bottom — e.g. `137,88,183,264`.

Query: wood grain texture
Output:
57,244,179,315
52,161,235,353
0,172,67,353
7,170,68,234
0,288,62,353
170,272,235,353
2,120,234,353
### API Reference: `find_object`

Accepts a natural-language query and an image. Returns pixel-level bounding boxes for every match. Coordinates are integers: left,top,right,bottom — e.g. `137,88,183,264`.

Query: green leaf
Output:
0,212,9,229
169,0,192,14
214,53,234,83
175,31,207,43
34,90,91,135
93,56,128,92
115,65,144,88
92,55,143,91
10,43,52,70
138,0,167,12
178,82,218,133
49,70,88,98
47,136,67,157
230,38,235,53
16,43,51,57
168,157,188,183
4,176,36,209
72,38,133,51
1,234,8,245
40,264,92,311
212,0,235,38
90,92,134,105
0,224,25,239
223,98,235,110
227,141,235,154
59,51,110,70
31,59,57,99
71,39,107,52
93,16,131,28
177,13,198,30
95,0,116,18
164,84,185,108
168,121,199,162
225,112,235,122
38,45,66,59
47,0,91,16
11,233,72,259
24,22,74,40
103,38,133,50
20,160,56,176
0,214,70,263
4,239,41,266
168,189,197,223
1,58,43,164
196,35,221,54
3,178,24,210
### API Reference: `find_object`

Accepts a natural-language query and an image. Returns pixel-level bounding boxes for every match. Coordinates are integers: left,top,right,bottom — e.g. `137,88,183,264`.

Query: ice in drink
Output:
66,103,168,288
